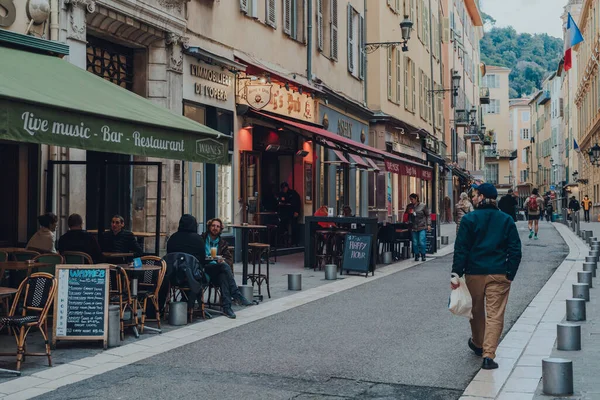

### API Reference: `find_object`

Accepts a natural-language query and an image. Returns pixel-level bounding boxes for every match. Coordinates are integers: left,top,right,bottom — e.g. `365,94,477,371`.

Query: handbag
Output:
448,273,472,319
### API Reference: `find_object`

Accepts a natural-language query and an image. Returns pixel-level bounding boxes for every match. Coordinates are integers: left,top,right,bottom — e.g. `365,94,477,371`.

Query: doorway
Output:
0,143,18,246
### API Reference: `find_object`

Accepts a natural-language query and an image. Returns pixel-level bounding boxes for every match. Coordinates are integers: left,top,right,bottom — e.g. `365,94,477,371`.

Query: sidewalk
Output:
460,222,599,399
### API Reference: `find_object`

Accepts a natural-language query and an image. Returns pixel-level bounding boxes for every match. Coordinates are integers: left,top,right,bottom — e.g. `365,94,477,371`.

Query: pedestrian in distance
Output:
568,196,580,221
404,193,431,262
525,189,545,240
545,201,553,223
498,189,518,221
451,183,522,370
582,195,592,223
455,192,473,233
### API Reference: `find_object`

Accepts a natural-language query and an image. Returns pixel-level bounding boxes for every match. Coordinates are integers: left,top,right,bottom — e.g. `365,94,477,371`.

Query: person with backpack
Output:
525,189,545,239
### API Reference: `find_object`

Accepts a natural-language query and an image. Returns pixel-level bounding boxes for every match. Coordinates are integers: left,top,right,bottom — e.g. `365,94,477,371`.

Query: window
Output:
283,0,306,42
419,69,425,119
404,56,416,112
521,128,529,139
485,163,499,184
482,74,500,88
346,4,363,79
240,0,276,27
521,111,530,122
483,99,500,114
317,0,338,60
387,47,393,101
396,48,402,103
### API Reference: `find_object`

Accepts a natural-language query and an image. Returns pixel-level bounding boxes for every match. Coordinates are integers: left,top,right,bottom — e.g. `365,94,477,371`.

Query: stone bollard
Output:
107,305,121,348
383,251,393,264
573,283,590,301
441,236,449,245
557,323,582,351
566,298,586,321
583,262,597,278
542,358,574,396
168,302,188,326
288,273,302,290
324,264,337,280
239,285,254,302
578,271,593,288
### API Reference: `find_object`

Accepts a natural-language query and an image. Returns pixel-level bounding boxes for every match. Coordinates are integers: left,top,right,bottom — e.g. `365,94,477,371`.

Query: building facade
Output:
510,98,533,205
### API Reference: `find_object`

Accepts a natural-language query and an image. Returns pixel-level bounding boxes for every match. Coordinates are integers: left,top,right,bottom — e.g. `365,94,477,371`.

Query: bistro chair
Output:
62,251,94,265
32,253,64,275
12,250,40,262
0,250,7,262
0,251,7,287
247,243,271,299
137,256,166,333
0,272,57,371
108,266,137,340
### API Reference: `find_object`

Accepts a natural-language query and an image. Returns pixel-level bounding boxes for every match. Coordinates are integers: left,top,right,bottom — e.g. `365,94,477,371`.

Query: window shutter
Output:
442,17,449,43
240,0,248,14
560,97,564,117
410,0,416,22
347,3,354,73
317,0,324,51
396,49,402,103
404,56,410,109
417,0,421,40
359,14,365,80
419,70,424,118
266,0,277,28
411,60,416,112
283,0,292,35
395,0,401,12
387,47,393,100
330,0,338,60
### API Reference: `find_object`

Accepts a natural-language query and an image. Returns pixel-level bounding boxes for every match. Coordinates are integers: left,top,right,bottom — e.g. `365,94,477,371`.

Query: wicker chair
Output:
137,256,166,333
32,253,64,275
62,251,94,265
108,266,137,340
0,251,7,286
0,272,57,371
12,250,39,262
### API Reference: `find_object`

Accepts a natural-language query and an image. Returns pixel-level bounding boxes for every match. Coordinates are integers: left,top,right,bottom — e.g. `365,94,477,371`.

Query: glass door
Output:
241,151,261,223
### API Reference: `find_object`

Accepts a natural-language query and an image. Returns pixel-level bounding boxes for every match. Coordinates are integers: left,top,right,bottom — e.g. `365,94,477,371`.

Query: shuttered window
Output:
347,3,354,73
359,15,365,80
387,47,393,100
331,0,338,60
317,0,324,51
404,56,410,110
396,49,402,104
266,0,276,28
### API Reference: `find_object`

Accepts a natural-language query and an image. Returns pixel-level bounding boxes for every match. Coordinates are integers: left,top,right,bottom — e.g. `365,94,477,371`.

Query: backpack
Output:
527,196,539,212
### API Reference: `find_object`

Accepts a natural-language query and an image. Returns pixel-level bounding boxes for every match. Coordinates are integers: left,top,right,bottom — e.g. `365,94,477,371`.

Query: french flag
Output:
565,13,584,71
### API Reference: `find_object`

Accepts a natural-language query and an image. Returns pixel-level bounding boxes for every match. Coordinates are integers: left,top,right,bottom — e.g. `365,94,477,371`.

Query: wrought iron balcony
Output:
455,109,471,127
483,149,518,159
479,87,490,104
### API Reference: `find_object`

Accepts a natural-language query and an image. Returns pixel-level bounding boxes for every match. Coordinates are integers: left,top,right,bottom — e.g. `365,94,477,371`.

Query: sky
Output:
480,0,566,39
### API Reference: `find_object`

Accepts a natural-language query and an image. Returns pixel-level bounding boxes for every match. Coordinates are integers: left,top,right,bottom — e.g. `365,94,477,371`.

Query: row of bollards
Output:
286,264,339,292
543,232,598,396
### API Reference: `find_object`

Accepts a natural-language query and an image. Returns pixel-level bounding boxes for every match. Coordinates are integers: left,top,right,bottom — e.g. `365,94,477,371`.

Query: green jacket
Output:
451,204,522,280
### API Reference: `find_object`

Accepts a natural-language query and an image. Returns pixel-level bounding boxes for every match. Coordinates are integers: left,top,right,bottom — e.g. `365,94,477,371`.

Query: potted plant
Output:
483,129,495,146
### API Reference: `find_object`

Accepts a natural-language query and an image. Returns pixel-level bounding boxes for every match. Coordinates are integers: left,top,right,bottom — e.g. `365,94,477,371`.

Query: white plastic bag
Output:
448,273,472,319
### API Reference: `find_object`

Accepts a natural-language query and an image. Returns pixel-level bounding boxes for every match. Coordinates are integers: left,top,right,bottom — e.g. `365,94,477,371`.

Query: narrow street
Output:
36,222,567,400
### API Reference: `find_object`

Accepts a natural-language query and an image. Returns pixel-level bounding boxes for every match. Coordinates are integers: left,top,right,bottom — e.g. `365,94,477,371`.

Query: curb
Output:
460,222,589,400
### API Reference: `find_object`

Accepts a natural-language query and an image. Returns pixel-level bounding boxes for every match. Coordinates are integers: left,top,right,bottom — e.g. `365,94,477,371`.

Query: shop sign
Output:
320,106,368,143
184,57,235,111
238,79,317,124
384,160,432,181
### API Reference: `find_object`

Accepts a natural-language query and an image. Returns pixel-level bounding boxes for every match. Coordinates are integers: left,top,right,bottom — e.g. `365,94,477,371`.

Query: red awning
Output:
365,157,381,171
252,111,431,176
323,140,350,164
349,154,369,169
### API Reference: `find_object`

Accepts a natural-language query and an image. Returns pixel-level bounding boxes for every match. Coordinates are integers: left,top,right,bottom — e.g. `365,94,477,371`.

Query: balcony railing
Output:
483,149,518,159
455,109,471,127
480,87,490,104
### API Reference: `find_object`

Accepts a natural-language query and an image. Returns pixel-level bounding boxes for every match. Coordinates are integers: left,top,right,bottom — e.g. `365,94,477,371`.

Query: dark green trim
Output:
0,28,69,56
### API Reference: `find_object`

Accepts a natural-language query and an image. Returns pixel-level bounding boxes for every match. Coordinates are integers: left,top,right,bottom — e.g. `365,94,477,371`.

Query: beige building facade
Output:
510,98,533,203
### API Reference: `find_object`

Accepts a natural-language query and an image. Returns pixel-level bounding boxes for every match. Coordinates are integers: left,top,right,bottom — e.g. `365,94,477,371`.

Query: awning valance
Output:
251,111,431,177
0,46,229,164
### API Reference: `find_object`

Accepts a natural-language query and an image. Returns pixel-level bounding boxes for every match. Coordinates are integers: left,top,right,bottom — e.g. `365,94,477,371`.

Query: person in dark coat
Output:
100,215,142,257
167,214,251,319
57,213,103,262
498,189,518,221
278,182,302,246
568,196,580,220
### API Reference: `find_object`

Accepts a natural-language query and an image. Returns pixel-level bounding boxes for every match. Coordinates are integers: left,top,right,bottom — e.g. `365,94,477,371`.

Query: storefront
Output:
182,49,241,233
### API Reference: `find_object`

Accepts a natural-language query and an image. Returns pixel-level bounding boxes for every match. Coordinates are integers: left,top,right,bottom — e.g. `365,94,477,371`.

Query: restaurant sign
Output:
184,57,235,111
384,159,432,181
0,99,229,164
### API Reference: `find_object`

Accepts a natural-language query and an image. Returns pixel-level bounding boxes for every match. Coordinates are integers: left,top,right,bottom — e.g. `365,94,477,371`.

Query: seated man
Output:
167,214,252,319
27,212,58,253
58,213,103,263
101,215,143,257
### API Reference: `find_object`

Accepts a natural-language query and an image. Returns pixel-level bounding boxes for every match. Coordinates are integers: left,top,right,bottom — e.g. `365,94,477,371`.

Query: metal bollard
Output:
583,262,597,277
566,298,586,321
324,264,337,280
441,236,449,245
589,236,597,246
402,245,410,259
107,305,121,348
168,302,188,326
578,271,593,288
239,285,254,301
585,256,598,265
542,358,574,396
589,250,600,262
288,273,302,290
383,251,393,264
584,230,592,242
573,283,590,301
557,323,581,351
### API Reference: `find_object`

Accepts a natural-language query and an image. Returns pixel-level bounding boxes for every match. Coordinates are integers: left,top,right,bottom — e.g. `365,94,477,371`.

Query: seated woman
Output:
27,212,58,253
314,205,336,229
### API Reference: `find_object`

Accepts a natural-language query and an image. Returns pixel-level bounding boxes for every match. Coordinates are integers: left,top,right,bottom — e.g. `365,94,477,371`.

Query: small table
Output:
0,287,18,315
102,252,134,263
0,262,52,288
230,225,267,285
121,265,163,334
0,248,26,254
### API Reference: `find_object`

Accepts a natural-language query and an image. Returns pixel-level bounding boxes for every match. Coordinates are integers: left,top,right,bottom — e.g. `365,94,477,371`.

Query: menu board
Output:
426,213,438,254
53,265,109,349
342,234,373,277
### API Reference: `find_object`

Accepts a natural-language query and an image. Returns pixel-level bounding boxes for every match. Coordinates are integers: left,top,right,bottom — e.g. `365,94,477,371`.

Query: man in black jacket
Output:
451,183,522,370
101,215,143,257
498,189,518,221
58,213,102,262
166,214,251,319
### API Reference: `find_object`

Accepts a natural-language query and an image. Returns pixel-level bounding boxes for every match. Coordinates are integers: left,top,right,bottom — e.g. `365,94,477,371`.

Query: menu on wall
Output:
53,265,109,348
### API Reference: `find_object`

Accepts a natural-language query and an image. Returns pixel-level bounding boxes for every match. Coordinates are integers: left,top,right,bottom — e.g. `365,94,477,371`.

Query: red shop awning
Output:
251,111,431,177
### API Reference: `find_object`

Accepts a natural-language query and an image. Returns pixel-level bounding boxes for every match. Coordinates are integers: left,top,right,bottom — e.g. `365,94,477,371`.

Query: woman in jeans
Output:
404,193,431,261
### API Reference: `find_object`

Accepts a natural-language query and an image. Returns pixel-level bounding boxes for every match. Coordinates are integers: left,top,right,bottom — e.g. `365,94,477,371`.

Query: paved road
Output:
38,222,567,400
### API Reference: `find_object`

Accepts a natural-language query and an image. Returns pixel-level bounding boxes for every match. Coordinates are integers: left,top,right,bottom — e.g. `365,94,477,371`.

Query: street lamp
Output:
469,106,477,125
572,170,579,183
550,157,554,166
588,143,600,167
365,16,413,53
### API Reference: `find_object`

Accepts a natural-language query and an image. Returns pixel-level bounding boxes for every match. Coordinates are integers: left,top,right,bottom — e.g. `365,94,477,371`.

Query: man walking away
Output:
498,189,518,221
525,189,544,240
451,183,522,370
568,196,580,221
582,195,592,223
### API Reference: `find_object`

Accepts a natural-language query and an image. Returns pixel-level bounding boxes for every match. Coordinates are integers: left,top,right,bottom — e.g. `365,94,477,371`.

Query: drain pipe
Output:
50,0,59,41
307,0,313,81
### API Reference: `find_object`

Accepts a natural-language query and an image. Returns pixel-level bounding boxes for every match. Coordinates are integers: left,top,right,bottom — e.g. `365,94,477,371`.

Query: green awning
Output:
0,45,229,164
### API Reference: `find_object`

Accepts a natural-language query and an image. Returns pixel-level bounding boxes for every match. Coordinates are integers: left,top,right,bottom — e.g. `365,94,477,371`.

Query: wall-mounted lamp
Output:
296,150,309,157
266,144,280,152
284,82,290,91
365,15,413,53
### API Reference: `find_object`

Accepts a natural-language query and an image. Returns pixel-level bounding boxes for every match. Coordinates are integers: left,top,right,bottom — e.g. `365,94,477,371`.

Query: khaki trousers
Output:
466,274,511,359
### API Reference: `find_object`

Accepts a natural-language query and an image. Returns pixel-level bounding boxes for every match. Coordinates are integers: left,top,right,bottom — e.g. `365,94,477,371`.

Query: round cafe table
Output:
230,224,267,285
119,264,163,335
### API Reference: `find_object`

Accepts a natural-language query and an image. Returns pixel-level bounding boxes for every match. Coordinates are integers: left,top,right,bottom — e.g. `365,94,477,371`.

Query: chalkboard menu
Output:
53,265,109,349
342,234,373,277
426,214,438,254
